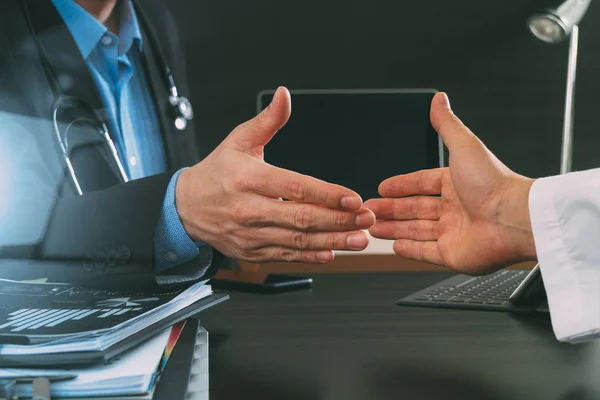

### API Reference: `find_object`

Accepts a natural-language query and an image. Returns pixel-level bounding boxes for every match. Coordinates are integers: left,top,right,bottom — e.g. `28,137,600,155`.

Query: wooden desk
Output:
235,238,537,274
200,272,599,400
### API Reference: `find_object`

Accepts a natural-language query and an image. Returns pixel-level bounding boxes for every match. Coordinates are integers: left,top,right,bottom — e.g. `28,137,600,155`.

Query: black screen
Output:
259,90,440,201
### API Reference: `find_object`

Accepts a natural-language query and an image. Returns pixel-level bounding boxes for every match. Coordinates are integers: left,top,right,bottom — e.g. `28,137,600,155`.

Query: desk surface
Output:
200,272,600,400
239,237,537,274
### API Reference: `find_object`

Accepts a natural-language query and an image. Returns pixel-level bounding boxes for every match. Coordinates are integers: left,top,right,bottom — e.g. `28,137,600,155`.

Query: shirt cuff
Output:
529,173,600,343
154,168,206,273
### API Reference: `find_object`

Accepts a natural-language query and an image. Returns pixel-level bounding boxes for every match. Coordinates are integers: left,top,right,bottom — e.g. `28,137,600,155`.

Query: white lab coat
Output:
529,169,600,343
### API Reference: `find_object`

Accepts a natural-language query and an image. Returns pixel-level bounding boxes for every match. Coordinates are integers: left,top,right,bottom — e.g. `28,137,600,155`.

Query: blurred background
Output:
168,0,600,180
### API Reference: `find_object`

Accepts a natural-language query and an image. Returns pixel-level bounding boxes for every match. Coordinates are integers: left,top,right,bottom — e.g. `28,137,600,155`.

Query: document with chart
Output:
0,278,228,366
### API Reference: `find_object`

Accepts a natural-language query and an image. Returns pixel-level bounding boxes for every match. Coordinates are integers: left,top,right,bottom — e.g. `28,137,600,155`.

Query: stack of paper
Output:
0,321,188,399
0,278,224,366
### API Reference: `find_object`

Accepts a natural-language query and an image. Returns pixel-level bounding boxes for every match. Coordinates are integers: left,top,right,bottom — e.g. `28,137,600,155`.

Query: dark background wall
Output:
168,0,600,178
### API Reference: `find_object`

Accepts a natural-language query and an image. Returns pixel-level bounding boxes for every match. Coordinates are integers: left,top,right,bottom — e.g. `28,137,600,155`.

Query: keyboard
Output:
398,270,547,312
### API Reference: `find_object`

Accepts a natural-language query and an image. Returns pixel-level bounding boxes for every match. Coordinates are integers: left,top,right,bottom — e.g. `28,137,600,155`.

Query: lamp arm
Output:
560,24,579,174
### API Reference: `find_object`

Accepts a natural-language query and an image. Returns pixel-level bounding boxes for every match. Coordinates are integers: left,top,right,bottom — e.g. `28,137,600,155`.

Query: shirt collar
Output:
120,0,144,55
52,0,143,60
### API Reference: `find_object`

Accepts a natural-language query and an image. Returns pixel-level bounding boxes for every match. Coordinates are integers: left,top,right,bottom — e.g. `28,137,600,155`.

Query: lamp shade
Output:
528,0,591,43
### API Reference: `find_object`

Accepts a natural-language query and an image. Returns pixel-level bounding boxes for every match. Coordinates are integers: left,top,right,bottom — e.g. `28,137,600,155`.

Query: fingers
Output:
256,228,370,252
227,87,292,153
257,248,336,264
247,200,375,231
246,163,363,211
393,239,444,265
377,169,445,198
245,229,370,264
430,92,475,151
369,220,439,241
365,196,442,221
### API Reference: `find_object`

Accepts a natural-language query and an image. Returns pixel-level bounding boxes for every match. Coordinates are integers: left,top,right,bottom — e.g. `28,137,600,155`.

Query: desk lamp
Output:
527,0,591,174
519,0,592,285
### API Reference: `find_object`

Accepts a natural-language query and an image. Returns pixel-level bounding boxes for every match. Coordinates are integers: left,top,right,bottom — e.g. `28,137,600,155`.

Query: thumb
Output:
227,86,291,155
430,92,475,151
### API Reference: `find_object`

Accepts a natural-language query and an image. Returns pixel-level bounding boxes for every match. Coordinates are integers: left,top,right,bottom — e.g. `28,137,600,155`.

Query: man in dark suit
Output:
0,0,375,289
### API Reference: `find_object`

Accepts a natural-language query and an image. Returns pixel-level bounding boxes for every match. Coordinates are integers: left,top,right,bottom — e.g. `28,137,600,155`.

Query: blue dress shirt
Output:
52,0,205,274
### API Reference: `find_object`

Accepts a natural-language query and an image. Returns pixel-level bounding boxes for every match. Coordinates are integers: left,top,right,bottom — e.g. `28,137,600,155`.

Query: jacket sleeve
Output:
0,117,217,291
529,169,600,343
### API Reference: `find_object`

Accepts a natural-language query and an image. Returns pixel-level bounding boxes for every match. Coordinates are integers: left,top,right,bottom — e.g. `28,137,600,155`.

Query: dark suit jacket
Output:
0,0,226,290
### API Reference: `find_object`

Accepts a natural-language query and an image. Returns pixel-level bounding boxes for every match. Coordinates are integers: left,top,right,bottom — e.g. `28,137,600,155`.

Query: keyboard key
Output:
433,294,456,301
450,297,469,303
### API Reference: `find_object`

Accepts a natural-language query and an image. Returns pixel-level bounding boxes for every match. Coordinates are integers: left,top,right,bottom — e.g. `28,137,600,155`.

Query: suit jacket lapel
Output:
134,0,200,170
136,25,182,170
22,0,105,118
22,0,124,193
23,0,198,173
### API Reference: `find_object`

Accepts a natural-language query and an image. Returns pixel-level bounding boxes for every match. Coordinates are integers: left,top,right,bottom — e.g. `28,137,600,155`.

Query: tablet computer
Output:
257,89,443,201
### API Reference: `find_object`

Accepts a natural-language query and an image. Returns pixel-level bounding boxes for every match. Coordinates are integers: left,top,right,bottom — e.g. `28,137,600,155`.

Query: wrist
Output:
497,176,537,261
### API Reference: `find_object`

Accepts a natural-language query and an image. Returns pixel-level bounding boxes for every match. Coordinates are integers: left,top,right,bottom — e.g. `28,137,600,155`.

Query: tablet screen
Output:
258,90,441,201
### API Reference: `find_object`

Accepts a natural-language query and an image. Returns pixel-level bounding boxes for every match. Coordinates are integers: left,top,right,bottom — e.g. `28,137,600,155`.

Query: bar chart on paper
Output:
1,306,146,332
0,278,193,339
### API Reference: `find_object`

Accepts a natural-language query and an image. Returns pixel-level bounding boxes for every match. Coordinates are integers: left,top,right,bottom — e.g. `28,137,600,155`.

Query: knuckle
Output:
244,251,263,263
300,251,314,263
279,248,296,262
335,213,347,231
326,234,338,249
293,206,315,230
232,204,256,225
317,186,330,206
234,235,254,253
233,172,251,192
286,179,307,200
291,231,311,250
249,247,270,262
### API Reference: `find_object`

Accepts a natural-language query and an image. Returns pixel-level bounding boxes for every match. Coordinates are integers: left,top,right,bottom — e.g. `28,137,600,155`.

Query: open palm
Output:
365,93,536,275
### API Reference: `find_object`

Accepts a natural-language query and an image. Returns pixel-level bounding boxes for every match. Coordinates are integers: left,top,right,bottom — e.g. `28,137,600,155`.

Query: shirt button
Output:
129,156,138,166
116,245,131,264
101,35,114,46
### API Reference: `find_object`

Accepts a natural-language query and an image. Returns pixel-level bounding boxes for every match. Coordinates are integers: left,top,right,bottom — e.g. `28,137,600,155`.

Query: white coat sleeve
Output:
529,169,600,343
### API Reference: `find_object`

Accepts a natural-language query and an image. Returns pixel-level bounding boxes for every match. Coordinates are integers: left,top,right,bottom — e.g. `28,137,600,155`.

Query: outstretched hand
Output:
176,87,375,264
365,93,537,275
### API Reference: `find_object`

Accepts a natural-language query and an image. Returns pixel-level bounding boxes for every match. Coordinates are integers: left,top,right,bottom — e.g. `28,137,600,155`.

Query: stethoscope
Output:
21,0,194,195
